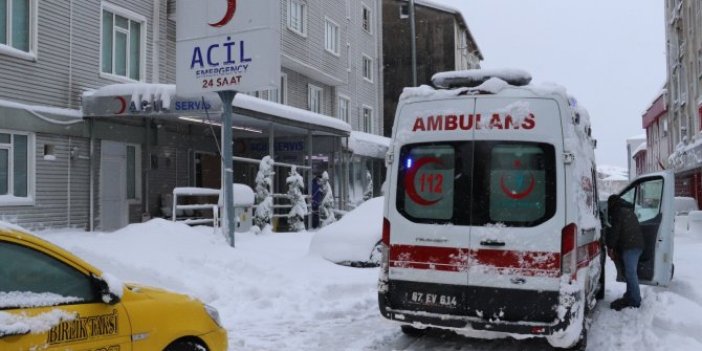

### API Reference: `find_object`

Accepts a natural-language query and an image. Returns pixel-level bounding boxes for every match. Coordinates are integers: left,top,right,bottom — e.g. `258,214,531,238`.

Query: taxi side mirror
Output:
91,275,121,305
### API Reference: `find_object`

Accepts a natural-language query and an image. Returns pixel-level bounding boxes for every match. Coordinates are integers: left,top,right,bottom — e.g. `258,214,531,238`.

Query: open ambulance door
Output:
615,171,675,287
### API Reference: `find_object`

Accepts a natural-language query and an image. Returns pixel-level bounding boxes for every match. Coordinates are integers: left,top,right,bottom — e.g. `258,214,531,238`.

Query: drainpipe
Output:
68,137,72,227
67,0,74,107
152,0,161,83
89,119,95,231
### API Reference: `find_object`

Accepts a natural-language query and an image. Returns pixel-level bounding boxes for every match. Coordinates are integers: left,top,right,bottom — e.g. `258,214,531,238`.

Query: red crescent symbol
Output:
499,173,536,200
209,0,237,27
115,96,127,114
404,157,444,206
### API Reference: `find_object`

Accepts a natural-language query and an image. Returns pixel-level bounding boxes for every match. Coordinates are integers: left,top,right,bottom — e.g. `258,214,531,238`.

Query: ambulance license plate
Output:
408,291,458,309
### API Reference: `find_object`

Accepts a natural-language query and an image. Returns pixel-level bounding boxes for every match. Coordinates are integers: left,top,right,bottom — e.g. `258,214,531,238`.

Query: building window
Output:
337,95,350,123
0,131,33,204
308,84,322,113
362,106,373,133
101,3,146,81
324,18,340,55
0,0,37,58
280,73,288,105
362,4,372,34
362,54,373,82
287,0,307,37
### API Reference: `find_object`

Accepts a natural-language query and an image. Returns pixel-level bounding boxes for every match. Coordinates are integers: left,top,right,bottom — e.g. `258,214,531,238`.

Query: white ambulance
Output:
378,69,675,349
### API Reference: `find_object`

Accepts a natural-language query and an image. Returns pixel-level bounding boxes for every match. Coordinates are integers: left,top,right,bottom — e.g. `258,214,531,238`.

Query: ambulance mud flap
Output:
379,280,578,335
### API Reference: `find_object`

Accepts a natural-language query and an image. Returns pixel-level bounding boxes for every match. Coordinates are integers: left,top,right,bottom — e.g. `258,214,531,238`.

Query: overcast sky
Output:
429,0,666,168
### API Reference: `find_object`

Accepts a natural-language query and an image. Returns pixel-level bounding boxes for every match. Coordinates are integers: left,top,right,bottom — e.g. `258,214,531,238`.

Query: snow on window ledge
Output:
0,291,83,309
0,45,37,62
0,195,35,207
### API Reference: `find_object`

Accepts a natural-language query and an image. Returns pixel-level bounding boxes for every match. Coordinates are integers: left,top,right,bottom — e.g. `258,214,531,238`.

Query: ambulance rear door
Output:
466,96,567,323
385,97,477,316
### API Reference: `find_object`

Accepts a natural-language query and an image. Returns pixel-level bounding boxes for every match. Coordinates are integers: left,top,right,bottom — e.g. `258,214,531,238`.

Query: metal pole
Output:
409,0,417,87
218,90,237,247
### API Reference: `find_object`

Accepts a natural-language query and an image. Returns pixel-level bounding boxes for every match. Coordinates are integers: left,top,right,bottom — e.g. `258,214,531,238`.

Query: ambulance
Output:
377,69,675,349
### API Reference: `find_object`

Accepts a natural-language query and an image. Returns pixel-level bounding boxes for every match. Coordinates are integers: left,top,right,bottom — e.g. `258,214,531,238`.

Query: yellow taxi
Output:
0,224,228,351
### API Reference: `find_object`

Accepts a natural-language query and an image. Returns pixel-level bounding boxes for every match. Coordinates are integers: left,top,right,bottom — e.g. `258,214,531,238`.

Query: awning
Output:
81,83,351,137
348,131,390,159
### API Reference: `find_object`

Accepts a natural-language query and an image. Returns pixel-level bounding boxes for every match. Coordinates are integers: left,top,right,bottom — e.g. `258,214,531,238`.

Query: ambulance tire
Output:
400,325,427,337
165,339,206,351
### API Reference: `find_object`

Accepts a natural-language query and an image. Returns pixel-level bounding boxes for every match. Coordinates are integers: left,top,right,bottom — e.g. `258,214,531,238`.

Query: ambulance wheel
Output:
165,339,206,351
400,325,427,337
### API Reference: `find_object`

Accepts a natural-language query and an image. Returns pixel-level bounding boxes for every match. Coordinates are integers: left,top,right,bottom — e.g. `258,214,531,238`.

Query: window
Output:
0,0,37,58
101,3,146,81
362,106,373,132
0,241,97,307
287,0,307,36
362,4,372,34
308,84,322,113
397,141,556,227
337,95,350,123
620,178,663,223
362,54,373,82
0,131,32,204
324,18,340,55
255,74,287,104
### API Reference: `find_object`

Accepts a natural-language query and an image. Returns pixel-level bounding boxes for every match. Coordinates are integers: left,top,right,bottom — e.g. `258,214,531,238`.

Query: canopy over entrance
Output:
81,83,351,138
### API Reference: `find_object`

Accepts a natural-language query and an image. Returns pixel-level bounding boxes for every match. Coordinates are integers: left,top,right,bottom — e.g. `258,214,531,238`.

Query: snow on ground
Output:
33,218,702,351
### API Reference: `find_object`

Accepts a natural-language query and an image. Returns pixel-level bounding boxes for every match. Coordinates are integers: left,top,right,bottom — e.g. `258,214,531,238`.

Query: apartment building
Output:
381,0,482,137
0,0,384,231
664,0,702,206
639,89,670,176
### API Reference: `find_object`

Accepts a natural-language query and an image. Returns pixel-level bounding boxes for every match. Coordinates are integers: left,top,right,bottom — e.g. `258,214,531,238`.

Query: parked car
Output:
309,197,384,267
0,223,227,351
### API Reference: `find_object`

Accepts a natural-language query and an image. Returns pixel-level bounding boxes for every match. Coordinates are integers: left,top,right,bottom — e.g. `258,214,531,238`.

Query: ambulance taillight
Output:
561,223,577,281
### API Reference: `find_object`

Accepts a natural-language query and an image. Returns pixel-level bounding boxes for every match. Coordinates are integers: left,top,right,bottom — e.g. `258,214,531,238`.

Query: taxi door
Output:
615,171,675,287
0,239,133,351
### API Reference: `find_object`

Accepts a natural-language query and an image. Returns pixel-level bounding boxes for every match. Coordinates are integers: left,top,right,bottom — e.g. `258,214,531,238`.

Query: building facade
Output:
664,0,702,207
0,0,385,231
639,90,670,176
381,0,482,137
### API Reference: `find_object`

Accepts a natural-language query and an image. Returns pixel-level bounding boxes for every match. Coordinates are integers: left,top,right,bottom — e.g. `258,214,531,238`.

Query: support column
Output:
218,91,237,247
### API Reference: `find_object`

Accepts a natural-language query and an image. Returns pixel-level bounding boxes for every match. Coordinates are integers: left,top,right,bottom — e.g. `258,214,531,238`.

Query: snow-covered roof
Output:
234,94,351,134
82,83,351,136
633,141,647,156
348,131,391,159
0,98,83,125
626,134,647,141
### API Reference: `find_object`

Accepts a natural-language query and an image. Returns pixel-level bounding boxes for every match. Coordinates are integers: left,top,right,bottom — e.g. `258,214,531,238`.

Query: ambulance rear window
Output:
397,141,556,226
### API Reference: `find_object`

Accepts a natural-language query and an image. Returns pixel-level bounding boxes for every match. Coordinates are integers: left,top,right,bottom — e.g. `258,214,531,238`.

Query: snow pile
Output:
0,310,76,335
309,197,383,264
0,292,82,309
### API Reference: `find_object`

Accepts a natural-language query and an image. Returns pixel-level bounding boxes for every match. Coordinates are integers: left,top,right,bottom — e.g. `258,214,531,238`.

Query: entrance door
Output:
616,171,675,286
195,152,221,188
100,141,128,231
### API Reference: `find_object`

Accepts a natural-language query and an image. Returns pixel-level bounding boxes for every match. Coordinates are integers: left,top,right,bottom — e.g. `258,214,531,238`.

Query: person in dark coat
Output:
606,194,645,310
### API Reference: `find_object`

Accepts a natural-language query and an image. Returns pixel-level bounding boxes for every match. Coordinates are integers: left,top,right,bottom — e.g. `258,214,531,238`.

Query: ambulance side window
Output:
0,241,97,309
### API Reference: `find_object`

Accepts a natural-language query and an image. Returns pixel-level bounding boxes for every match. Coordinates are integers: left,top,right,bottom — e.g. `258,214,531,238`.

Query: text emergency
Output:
411,113,536,132
189,36,252,88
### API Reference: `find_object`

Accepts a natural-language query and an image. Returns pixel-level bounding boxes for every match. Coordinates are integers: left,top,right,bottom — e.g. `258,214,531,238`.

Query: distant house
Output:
381,0,482,137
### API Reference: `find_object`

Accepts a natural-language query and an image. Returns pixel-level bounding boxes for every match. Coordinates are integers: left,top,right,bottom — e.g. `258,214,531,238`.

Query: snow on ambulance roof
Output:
431,69,532,89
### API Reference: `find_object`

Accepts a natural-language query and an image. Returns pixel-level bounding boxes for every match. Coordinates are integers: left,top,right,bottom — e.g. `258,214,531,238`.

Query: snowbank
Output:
308,197,383,264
